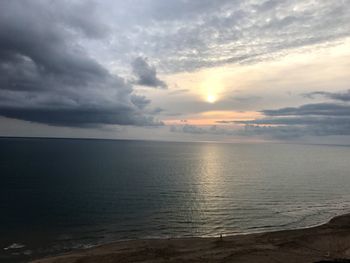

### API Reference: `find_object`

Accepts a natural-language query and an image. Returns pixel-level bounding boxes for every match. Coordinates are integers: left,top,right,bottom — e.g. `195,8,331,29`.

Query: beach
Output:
31,213,350,263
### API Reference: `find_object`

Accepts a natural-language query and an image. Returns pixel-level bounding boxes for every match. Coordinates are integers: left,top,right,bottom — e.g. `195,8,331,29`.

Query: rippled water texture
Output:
1,138,350,262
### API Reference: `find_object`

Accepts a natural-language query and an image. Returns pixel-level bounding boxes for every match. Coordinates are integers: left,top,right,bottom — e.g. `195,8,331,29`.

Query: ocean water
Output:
1,138,350,262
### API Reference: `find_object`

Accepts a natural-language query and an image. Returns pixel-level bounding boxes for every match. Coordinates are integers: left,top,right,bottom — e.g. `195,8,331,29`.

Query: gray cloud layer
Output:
172,90,350,140
0,1,161,127
262,103,350,117
131,57,167,89
303,90,350,102
104,0,350,72
235,90,350,138
1,0,350,136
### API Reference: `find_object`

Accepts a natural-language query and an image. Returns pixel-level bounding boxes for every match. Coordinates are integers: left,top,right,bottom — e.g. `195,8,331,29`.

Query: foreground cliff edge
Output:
31,213,350,263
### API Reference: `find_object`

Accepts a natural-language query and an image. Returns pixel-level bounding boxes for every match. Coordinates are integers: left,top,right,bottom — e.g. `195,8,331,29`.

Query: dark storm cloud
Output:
130,95,151,110
174,116,350,139
262,103,350,116
148,107,164,115
239,125,310,139
233,98,350,138
240,122,350,139
233,116,350,126
0,107,161,127
303,90,350,102
131,57,167,89
0,1,161,127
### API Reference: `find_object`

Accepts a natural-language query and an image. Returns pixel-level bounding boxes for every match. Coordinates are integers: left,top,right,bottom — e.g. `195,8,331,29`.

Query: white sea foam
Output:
3,243,26,250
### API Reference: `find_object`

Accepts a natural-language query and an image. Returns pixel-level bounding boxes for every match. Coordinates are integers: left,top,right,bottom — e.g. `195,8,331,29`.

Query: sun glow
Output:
206,94,217,103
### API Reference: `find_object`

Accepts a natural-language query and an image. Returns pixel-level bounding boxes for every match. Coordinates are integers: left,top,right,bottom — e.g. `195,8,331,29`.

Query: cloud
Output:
131,57,167,89
239,125,310,139
2,0,350,139
233,91,350,139
262,103,350,116
58,0,110,39
174,116,350,140
168,89,189,95
176,89,350,140
0,107,162,128
0,1,161,127
230,95,262,103
169,123,308,140
234,116,350,126
105,0,350,73
170,124,236,136
303,90,350,102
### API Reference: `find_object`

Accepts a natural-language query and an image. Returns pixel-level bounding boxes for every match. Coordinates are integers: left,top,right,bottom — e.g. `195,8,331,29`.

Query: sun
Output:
206,94,217,103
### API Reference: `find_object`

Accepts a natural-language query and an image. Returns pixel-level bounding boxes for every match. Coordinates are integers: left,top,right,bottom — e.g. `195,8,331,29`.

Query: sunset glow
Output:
0,0,349,144
206,94,217,103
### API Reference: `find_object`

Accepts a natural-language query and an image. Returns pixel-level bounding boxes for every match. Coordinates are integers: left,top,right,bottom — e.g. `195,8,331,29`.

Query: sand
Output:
30,213,350,263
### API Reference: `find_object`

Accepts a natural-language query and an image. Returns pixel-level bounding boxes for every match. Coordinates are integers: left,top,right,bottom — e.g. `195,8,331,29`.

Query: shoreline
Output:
31,213,350,263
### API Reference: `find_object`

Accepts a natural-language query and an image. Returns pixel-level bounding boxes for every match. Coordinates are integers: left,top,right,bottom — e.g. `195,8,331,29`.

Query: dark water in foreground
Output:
1,138,350,262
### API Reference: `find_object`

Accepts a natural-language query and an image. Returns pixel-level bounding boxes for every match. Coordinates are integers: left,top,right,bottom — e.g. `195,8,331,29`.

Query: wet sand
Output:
31,213,350,263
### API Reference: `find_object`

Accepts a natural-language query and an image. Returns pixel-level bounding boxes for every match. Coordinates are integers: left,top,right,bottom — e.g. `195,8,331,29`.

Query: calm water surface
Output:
1,138,350,262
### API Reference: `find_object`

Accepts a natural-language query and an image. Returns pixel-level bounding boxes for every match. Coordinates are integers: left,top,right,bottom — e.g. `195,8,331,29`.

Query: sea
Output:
1,137,350,262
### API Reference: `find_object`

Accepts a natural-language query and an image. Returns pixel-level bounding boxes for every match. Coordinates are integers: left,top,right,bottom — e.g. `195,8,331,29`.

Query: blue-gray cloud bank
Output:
234,90,350,139
0,1,162,127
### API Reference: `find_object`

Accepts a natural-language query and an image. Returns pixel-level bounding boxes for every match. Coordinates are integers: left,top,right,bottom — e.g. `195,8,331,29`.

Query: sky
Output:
0,0,350,143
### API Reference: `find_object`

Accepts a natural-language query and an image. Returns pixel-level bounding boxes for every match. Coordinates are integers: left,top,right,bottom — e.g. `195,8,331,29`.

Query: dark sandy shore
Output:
31,213,350,263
